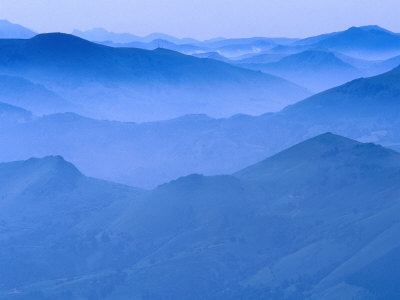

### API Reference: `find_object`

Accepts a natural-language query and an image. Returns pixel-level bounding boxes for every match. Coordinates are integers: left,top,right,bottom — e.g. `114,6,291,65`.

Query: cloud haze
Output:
1,0,400,39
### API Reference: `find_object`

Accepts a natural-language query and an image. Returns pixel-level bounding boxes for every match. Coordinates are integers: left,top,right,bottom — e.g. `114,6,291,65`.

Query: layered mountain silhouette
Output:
73,27,198,44
0,33,309,121
1,19,400,300
191,51,231,62
239,50,363,92
76,29,297,57
235,52,286,64
293,25,400,59
199,37,283,57
99,38,206,54
1,21,400,300
281,63,400,119
200,36,297,48
1,63,400,188
0,75,72,115
232,26,400,90
1,133,400,299
231,26,400,88
0,101,32,123
313,26,400,59
372,54,400,74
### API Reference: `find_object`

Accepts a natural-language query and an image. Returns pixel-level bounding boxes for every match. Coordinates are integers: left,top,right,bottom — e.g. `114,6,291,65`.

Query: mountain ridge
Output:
0,33,309,121
239,49,362,91
2,133,400,299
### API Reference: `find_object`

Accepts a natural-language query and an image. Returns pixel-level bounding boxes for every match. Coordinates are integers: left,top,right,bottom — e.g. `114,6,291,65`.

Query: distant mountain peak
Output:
332,25,393,36
0,155,83,194
0,101,33,122
358,25,393,33
301,131,356,144
24,155,82,177
73,28,198,45
0,19,37,39
31,32,92,44
27,33,105,54
272,132,361,156
280,49,345,63
235,133,400,182
72,27,140,43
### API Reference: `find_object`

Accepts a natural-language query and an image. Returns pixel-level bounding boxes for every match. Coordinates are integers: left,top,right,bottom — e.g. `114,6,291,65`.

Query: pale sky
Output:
1,0,400,39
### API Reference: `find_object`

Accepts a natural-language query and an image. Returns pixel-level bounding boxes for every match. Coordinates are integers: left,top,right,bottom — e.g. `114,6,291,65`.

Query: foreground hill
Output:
0,155,143,299
1,133,400,299
0,33,309,121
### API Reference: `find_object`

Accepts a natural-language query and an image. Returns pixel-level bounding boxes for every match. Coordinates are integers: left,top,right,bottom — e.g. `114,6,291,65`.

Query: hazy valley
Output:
1,16,400,300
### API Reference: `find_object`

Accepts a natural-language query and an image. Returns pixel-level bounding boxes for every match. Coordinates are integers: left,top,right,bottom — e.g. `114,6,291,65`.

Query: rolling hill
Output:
1,134,400,299
1,64,400,188
0,155,143,299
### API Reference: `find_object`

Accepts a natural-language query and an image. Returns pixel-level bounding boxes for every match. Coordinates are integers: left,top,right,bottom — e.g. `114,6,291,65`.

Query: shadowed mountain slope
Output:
1,64,400,188
1,134,400,299
1,39,400,189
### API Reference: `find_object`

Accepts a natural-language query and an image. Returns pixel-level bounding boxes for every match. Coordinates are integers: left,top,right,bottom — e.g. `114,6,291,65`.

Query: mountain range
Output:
1,133,400,299
1,62,400,188
0,33,309,121
238,50,363,92
1,19,400,300
73,27,199,44
73,28,297,57
286,25,400,59
94,37,296,59
0,75,72,115
310,26,400,59
3,22,400,109
5,22,400,62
